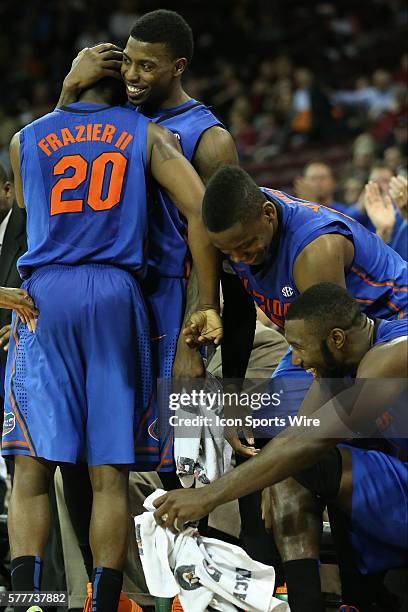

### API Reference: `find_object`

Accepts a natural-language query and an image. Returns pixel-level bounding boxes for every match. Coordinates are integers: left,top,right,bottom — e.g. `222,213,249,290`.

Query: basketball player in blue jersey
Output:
155,284,408,612
59,11,256,463
2,77,221,612
177,166,407,612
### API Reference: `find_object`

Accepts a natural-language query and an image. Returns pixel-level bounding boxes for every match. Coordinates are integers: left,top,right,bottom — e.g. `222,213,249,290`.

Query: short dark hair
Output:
202,166,266,232
130,10,194,63
0,163,8,185
286,283,363,333
91,77,127,106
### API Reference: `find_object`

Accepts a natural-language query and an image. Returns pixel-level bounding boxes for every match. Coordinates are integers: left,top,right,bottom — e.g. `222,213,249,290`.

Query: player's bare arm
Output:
173,126,243,375
148,123,222,343
182,127,257,356
57,44,123,108
9,133,24,210
293,233,354,292
153,337,407,529
192,126,239,185
7,132,39,330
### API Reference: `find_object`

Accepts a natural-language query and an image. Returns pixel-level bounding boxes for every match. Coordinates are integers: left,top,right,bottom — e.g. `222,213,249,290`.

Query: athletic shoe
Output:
275,582,289,602
339,606,361,612
171,595,183,611
83,582,143,612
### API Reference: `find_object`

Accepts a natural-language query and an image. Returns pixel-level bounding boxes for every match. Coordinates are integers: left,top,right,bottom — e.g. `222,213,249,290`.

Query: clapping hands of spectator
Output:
365,181,395,243
389,175,408,220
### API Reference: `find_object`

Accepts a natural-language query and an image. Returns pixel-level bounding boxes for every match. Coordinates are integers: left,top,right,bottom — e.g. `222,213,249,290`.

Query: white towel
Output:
134,490,290,612
174,373,232,488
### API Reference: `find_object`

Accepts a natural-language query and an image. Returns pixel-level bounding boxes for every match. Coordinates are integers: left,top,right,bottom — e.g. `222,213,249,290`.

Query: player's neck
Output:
345,316,375,370
77,91,110,106
143,84,191,114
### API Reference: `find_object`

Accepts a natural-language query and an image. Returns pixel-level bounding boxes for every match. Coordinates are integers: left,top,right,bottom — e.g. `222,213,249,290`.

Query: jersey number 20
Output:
50,152,127,216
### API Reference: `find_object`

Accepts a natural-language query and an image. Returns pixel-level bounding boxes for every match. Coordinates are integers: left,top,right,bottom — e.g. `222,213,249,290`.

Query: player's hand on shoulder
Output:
183,308,223,347
0,324,11,352
64,43,123,92
0,287,39,333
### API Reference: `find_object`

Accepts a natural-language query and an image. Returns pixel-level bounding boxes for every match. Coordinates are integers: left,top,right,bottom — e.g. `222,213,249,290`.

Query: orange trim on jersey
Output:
157,435,173,470
386,299,405,318
8,321,33,454
264,188,356,221
351,266,408,292
355,297,405,318
2,440,29,447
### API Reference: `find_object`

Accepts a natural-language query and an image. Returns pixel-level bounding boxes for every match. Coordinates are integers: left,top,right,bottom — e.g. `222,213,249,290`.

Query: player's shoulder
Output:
359,334,407,378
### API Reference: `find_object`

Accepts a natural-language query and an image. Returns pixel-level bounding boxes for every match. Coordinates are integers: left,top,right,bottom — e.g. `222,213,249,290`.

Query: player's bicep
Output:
9,132,25,209
192,126,238,185
293,234,351,293
150,125,205,218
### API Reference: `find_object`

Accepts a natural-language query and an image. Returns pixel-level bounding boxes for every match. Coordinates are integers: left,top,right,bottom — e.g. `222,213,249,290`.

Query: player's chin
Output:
126,90,150,105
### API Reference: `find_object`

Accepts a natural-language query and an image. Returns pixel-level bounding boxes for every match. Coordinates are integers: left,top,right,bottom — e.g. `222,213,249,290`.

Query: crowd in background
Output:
1,0,407,194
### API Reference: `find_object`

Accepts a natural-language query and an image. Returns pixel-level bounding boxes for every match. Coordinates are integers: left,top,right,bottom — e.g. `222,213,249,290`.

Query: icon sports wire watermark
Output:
156,375,408,442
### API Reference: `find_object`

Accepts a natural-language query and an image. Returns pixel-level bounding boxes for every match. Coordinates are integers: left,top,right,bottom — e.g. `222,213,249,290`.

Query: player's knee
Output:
13,456,54,496
89,464,128,496
270,480,321,558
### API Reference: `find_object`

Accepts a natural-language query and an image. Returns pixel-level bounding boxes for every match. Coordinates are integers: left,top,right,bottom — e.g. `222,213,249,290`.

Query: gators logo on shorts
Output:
3,412,15,436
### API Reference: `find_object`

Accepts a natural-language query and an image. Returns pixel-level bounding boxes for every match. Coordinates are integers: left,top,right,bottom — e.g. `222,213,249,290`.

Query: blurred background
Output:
0,0,407,196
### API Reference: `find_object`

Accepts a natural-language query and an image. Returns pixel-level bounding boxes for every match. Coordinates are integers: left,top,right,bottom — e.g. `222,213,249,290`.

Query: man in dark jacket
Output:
0,162,27,416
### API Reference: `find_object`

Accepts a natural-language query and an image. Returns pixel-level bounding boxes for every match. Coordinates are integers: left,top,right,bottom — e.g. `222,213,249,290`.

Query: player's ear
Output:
329,328,346,350
263,201,275,223
174,58,188,77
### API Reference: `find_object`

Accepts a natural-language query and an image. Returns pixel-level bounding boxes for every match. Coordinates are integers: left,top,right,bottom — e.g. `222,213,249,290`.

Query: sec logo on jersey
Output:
282,286,294,298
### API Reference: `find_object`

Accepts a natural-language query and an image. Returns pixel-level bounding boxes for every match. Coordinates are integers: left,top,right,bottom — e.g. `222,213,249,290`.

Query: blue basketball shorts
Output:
347,446,408,573
136,272,185,471
2,264,152,466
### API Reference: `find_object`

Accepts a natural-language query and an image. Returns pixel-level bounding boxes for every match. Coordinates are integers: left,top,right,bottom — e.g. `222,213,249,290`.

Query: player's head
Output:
79,77,127,106
122,10,193,107
285,283,364,378
0,163,13,220
202,166,278,266
303,161,336,202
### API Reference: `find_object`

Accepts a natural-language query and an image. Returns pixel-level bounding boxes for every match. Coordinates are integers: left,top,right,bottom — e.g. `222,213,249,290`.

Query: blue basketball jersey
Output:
18,102,150,279
230,189,408,327
134,99,223,278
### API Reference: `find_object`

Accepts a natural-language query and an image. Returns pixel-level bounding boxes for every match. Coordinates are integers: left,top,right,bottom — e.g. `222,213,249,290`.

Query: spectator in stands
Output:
0,163,26,415
343,133,377,184
288,68,334,145
383,145,405,174
334,69,396,121
340,176,365,206
365,174,407,259
294,161,349,213
347,161,394,230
